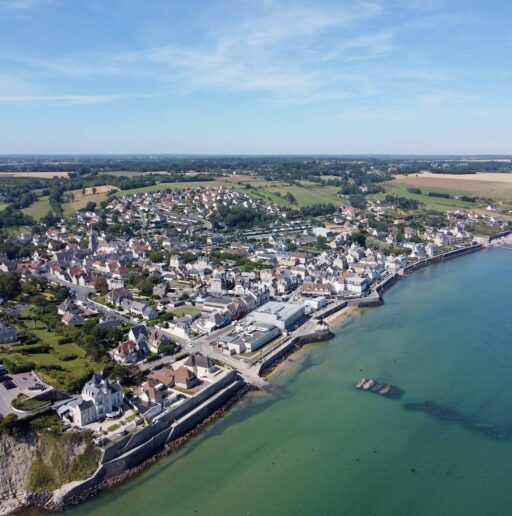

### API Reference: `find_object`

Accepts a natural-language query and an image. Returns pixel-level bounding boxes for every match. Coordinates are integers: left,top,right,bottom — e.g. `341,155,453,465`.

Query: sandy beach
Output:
325,305,359,328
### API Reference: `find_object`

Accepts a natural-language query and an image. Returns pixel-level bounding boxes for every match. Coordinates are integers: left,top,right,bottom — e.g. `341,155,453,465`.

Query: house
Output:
61,312,85,325
107,287,132,305
147,329,171,354
64,373,124,427
0,324,17,344
128,324,149,344
135,378,166,405
344,274,369,294
183,353,214,377
172,366,198,389
152,283,168,298
148,366,198,390
113,340,148,364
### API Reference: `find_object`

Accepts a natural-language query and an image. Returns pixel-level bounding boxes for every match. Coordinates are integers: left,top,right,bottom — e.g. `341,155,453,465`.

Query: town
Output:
0,173,511,509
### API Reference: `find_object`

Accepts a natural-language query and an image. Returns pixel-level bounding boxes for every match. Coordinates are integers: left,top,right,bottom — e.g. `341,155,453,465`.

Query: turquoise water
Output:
69,248,512,516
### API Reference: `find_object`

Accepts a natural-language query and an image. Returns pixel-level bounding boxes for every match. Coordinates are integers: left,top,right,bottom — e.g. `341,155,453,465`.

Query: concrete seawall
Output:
258,326,333,376
50,375,245,509
403,243,483,275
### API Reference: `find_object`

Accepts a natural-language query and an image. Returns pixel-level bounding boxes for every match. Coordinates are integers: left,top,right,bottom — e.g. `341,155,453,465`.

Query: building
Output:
183,353,214,377
0,324,17,344
64,373,124,427
220,323,280,354
113,340,148,364
251,301,305,331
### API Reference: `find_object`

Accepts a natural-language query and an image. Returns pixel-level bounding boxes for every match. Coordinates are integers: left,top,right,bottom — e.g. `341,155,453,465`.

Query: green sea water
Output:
68,248,512,516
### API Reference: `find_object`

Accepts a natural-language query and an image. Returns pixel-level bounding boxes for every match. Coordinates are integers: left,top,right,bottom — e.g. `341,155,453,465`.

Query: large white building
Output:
63,374,124,427
251,301,305,331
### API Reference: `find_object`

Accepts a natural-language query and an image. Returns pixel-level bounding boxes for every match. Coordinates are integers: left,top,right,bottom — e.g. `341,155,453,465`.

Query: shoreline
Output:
11,242,492,514
14,384,256,515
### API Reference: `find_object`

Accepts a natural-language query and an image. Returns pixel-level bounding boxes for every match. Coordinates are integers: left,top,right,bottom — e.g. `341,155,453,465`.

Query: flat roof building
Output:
251,301,305,331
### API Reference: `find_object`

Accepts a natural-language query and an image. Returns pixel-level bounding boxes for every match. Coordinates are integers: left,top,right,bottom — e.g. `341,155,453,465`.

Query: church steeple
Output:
89,226,97,252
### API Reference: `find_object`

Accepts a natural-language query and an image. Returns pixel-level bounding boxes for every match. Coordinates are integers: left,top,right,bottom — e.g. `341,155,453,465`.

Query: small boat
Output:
363,379,375,390
356,378,367,389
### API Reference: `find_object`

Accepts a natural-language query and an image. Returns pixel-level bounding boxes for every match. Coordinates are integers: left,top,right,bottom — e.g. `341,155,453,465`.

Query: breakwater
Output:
489,230,512,243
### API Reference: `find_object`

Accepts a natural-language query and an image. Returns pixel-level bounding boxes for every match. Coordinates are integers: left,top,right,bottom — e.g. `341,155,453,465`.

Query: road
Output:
44,274,133,324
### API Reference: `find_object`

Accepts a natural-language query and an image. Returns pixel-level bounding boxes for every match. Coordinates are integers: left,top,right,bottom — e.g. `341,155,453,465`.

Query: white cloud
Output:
0,94,135,105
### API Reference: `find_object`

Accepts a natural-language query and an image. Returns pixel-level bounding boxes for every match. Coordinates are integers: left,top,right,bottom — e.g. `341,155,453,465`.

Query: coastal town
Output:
0,171,511,512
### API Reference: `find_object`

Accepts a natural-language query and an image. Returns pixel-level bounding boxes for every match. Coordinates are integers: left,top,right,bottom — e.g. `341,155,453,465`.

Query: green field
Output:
372,182,489,212
22,188,116,220
117,178,344,208
22,196,52,219
170,306,200,317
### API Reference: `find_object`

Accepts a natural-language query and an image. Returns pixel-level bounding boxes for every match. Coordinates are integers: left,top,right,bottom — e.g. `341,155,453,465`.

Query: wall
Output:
53,377,245,508
258,326,332,375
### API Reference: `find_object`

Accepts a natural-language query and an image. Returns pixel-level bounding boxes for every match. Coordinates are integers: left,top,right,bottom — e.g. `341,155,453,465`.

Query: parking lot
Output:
0,366,50,416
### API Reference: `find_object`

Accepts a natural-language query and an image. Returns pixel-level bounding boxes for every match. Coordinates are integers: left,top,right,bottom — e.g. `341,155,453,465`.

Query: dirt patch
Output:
220,174,258,183
0,171,69,178
83,185,119,195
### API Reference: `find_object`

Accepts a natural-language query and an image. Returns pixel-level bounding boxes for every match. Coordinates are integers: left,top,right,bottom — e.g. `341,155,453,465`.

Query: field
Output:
22,196,52,219
371,173,512,216
0,171,69,178
22,187,119,219
118,178,344,208
63,187,118,216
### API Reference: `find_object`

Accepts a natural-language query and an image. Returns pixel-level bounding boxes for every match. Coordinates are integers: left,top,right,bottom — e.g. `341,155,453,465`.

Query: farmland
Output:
388,173,512,213
0,171,69,178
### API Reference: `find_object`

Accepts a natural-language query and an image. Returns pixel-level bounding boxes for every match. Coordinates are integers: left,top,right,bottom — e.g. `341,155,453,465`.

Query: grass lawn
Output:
12,393,48,411
170,306,200,317
22,196,51,219
0,321,106,392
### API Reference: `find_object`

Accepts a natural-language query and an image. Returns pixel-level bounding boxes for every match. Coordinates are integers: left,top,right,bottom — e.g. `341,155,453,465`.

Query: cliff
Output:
0,431,100,515
0,433,36,515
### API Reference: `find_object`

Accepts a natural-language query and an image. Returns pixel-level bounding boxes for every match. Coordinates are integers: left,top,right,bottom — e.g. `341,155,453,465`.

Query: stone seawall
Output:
48,377,245,510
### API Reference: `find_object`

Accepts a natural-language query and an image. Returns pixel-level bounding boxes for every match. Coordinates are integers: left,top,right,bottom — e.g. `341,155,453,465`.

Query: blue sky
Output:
0,0,511,154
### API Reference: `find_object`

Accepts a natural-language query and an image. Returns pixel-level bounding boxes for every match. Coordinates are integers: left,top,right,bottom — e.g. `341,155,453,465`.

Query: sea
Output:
60,247,512,516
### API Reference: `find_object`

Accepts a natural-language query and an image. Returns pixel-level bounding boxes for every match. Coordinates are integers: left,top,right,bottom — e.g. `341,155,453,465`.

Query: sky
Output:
0,0,511,155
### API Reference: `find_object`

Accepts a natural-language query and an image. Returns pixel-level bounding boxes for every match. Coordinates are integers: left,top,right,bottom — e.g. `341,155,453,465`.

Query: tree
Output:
0,272,21,301
94,277,108,294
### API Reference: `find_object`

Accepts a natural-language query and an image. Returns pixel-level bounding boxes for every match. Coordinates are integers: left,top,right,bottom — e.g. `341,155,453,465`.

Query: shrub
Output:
61,353,78,362
57,337,73,344
20,344,52,355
